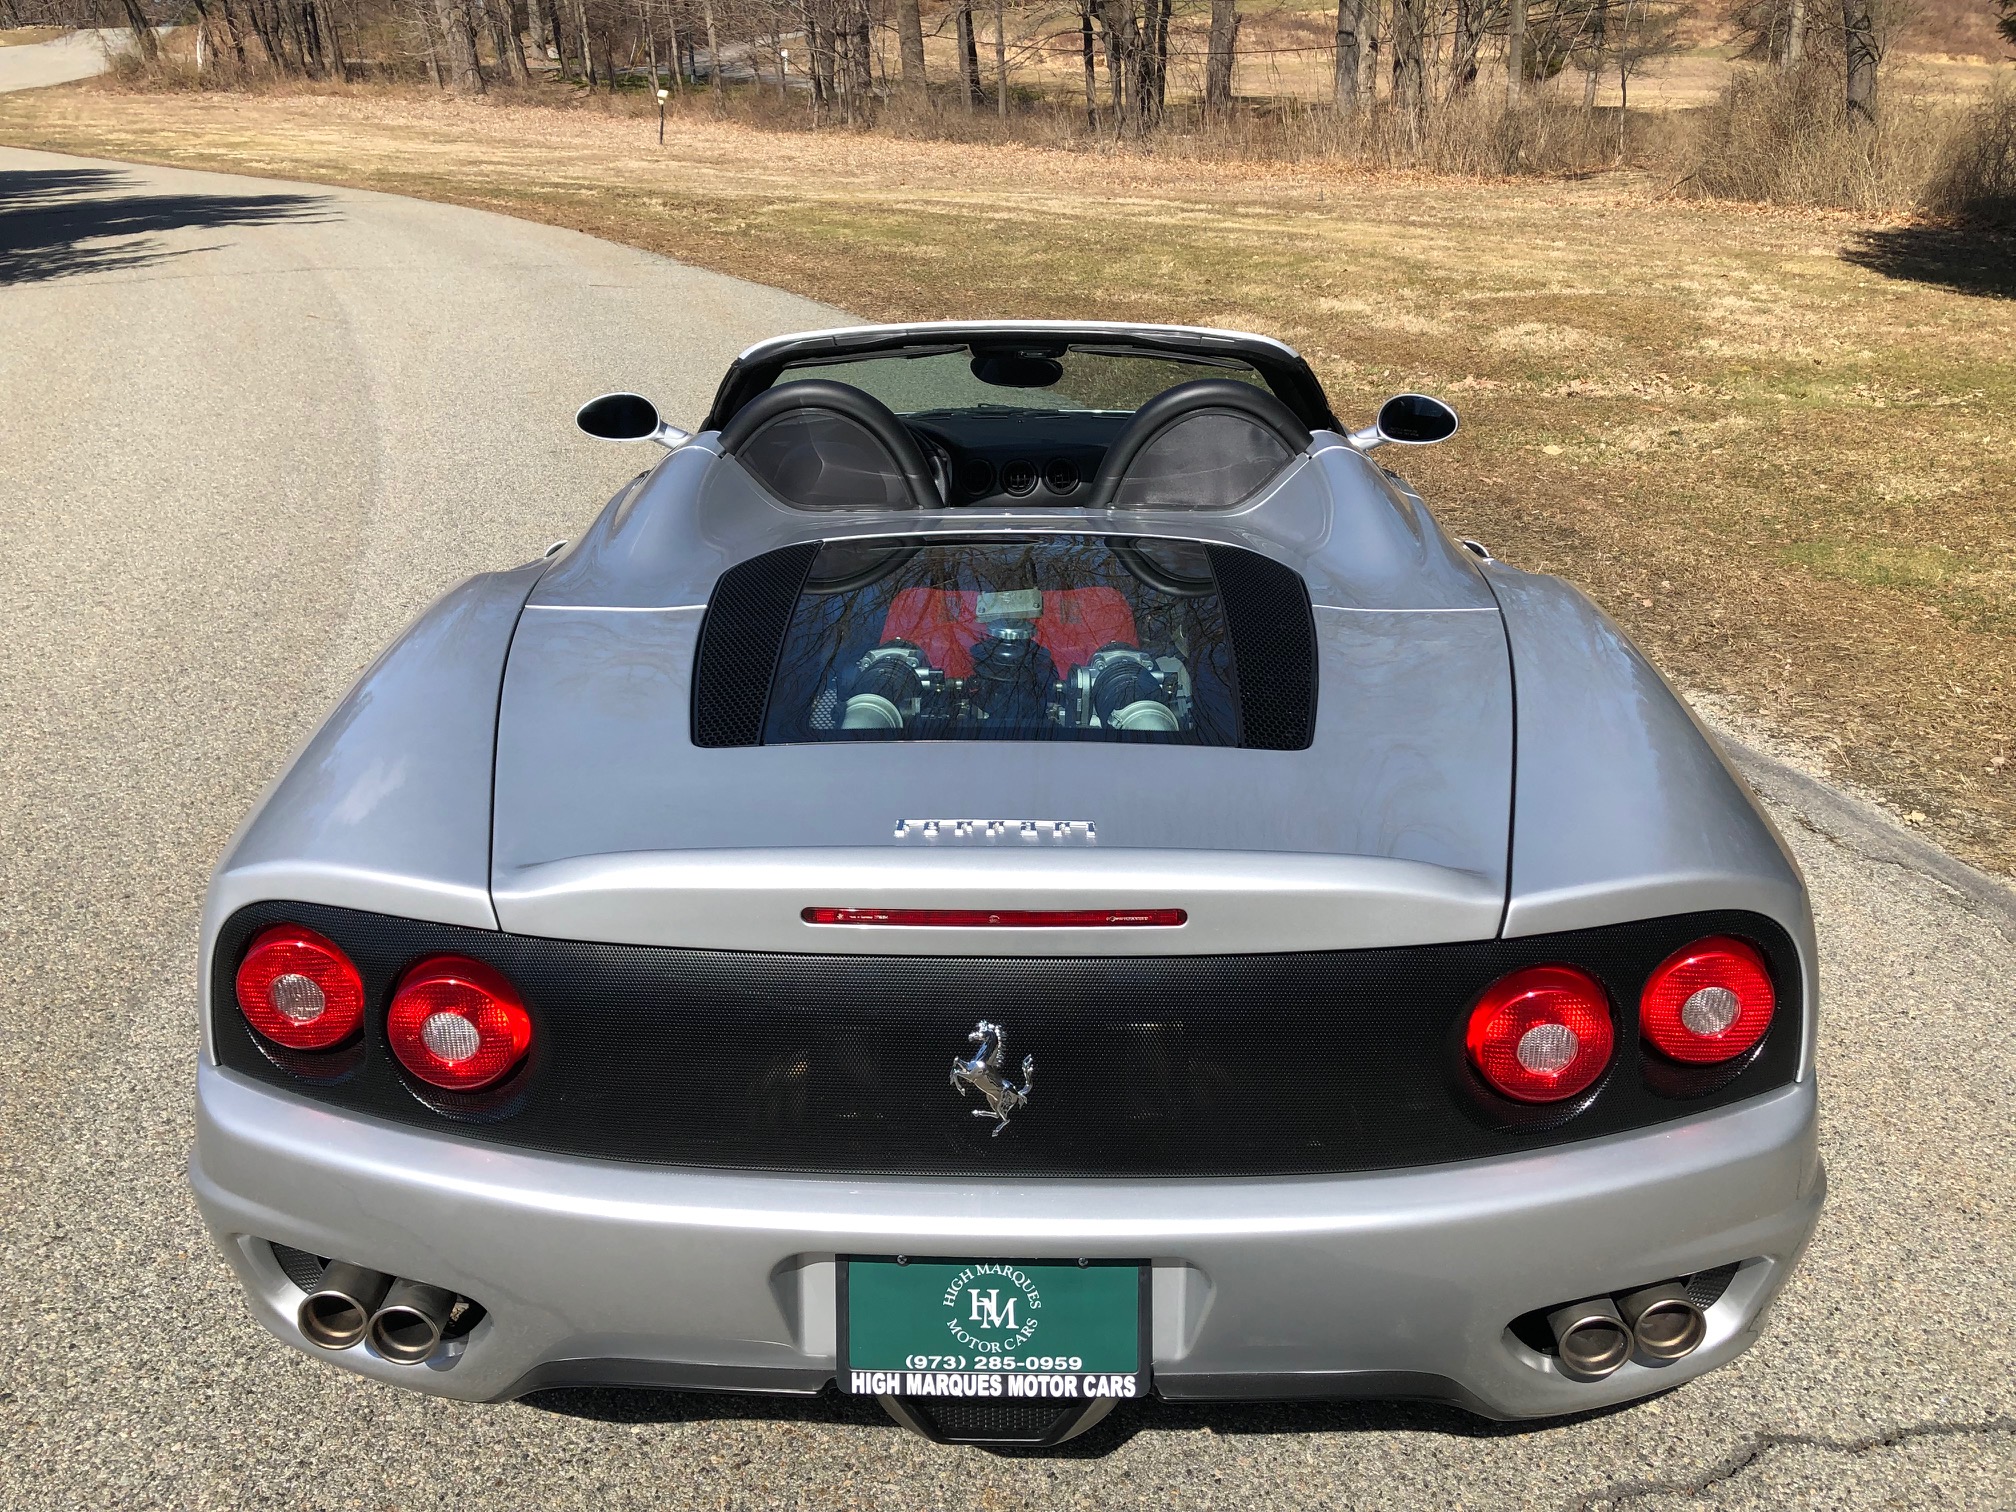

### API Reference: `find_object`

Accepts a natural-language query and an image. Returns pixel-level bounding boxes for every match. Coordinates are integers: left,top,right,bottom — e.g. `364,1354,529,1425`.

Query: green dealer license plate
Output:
840,1257,1146,1402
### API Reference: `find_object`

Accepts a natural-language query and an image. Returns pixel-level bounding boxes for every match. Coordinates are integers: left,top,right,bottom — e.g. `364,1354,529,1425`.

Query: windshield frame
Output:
704,322,1338,434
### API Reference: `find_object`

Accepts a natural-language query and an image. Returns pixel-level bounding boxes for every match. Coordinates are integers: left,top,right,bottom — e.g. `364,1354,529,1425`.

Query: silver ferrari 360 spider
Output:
193,321,1823,1447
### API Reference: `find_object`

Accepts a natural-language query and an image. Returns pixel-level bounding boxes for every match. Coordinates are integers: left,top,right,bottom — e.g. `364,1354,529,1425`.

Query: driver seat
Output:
1086,379,1312,511
718,380,940,511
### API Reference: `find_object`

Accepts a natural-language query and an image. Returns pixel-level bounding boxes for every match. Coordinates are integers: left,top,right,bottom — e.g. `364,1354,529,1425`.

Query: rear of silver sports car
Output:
191,458,1822,1446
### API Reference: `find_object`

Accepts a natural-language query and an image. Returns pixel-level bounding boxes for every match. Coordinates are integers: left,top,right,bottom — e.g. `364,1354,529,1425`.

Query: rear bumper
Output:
191,1063,1823,1420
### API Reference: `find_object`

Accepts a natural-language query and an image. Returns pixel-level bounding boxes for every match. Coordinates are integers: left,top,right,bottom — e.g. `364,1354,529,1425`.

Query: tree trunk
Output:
320,0,349,76
1333,0,1362,112
575,0,593,85
434,0,484,90
956,0,979,111
702,0,721,89
1390,0,1424,125
1080,2,1098,126
489,0,530,82
994,0,1008,119
1448,0,1480,97
1784,0,1805,65
1151,0,1172,120
1582,0,1607,108
1361,0,1381,101
119,0,160,62
897,0,925,100
1843,0,1875,125
1506,0,1524,99
218,0,250,67
1206,0,1238,118
853,9,873,120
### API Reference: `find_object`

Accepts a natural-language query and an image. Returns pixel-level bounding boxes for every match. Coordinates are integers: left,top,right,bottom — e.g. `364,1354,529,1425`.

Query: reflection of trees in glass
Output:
762,535,1241,746
771,345,1264,417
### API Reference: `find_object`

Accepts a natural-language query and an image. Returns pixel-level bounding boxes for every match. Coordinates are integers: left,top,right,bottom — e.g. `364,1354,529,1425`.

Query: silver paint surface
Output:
192,1064,1821,1418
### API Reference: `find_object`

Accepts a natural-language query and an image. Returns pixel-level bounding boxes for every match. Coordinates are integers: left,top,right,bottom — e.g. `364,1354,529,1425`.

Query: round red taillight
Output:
386,956,531,1091
235,924,366,1050
1640,936,1774,1064
1465,964,1614,1103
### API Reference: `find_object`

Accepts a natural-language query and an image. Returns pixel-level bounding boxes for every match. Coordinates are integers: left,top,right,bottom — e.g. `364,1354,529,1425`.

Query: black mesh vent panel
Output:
691,542,819,748
269,1242,327,1293
212,903,1800,1179
1207,544,1317,751
909,1398,1089,1444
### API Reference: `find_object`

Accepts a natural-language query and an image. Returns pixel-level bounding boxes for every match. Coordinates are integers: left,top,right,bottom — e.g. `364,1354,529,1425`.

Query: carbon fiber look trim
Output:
211,903,1800,1179
1205,545,1316,750
690,542,819,748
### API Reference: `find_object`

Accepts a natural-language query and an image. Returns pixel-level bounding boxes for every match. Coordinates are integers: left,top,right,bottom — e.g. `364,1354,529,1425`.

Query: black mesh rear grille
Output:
1206,544,1316,750
907,1397,1088,1444
1686,1262,1741,1310
269,1242,327,1293
690,542,818,748
213,903,1800,1179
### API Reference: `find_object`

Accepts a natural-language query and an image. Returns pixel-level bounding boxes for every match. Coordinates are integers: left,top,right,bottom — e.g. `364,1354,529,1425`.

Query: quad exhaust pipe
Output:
367,1280,459,1364
1547,1296,1634,1380
1546,1278,1709,1380
1617,1281,1708,1363
295,1261,463,1363
297,1262,392,1350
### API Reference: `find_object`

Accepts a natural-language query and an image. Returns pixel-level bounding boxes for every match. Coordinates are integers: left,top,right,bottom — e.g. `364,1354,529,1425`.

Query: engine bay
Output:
763,535,1239,746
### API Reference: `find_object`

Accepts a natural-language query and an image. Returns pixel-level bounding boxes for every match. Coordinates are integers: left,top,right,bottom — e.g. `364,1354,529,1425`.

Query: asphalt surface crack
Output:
1565,1417,2016,1509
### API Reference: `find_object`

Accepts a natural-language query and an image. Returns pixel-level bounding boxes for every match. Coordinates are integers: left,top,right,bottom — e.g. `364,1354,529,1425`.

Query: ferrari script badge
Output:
950,1020,1034,1137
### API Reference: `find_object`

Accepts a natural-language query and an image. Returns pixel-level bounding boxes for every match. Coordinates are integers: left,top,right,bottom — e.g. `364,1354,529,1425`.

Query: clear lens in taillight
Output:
1465,964,1614,1103
235,924,366,1050
386,956,531,1091
1640,936,1774,1064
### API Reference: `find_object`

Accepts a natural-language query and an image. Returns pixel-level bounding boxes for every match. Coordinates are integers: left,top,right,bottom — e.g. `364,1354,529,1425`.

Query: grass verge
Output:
2,84,2011,876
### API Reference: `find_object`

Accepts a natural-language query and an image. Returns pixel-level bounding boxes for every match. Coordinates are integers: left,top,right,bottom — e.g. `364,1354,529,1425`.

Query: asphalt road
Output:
0,30,137,93
1,147,2012,1511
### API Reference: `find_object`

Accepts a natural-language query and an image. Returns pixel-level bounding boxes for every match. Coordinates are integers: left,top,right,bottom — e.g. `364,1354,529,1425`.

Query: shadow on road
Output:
0,166,332,285
521,1384,1637,1457
1838,223,2016,301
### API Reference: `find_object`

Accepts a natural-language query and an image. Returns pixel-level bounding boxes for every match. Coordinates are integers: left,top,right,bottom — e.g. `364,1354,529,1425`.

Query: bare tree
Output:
994,0,1006,118
1390,0,1425,124
956,0,980,109
119,0,161,60
487,0,529,80
1334,0,1363,111
1080,0,1099,126
1843,0,1876,125
433,0,484,88
896,0,924,100
1507,0,1525,99
1205,0,1238,118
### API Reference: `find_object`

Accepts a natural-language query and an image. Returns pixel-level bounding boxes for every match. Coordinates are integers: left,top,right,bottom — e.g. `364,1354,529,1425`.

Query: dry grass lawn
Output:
3,84,2011,877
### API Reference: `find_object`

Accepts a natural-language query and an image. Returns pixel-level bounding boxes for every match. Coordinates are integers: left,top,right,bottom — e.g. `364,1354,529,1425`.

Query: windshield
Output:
771,344,1270,418
762,535,1242,746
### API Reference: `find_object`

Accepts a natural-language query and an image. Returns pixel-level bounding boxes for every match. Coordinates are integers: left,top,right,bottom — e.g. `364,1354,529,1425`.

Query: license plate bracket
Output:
838,1256,1148,1401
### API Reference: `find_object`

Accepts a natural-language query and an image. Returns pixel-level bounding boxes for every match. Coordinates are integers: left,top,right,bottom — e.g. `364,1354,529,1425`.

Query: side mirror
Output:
1350,393,1459,451
575,392,692,449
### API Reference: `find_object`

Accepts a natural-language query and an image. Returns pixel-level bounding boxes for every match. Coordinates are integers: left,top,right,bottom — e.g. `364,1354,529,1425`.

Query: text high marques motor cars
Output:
192,322,1823,1447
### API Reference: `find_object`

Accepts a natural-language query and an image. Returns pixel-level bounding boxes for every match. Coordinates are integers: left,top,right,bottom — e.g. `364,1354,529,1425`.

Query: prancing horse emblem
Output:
950,1020,1034,1137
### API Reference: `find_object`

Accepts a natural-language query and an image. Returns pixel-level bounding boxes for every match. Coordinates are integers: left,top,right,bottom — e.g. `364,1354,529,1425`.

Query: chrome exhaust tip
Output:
1546,1296,1633,1380
297,1261,392,1350
1618,1281,1707,1363
367,1279,459,1364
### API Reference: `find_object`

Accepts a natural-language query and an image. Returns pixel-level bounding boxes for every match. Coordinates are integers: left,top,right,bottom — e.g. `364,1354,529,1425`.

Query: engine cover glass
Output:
761,535,1242,745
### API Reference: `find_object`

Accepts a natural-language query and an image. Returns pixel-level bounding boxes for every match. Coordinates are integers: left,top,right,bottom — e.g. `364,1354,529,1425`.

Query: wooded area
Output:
0,0,1934,139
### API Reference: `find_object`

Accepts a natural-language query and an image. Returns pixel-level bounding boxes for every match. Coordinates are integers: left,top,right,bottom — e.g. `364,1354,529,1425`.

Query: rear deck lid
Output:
492,535,1513,952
